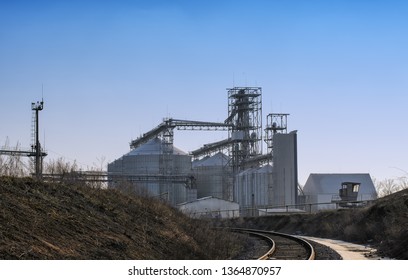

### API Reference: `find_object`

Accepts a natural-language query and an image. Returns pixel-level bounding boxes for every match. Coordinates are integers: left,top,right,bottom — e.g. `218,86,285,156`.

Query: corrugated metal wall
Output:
235,165,273,214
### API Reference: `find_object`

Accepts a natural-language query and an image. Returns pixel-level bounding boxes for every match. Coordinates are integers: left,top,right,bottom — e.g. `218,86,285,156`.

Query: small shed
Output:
302,173,377,211
177,197,239,218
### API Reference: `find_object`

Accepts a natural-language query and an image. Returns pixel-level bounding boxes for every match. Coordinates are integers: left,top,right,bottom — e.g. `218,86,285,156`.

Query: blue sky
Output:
1,0,407,184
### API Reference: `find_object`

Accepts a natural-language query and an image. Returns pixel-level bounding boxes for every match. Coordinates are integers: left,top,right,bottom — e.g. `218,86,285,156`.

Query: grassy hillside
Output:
2,176,406,259
0,177,243,259
216,189,408,259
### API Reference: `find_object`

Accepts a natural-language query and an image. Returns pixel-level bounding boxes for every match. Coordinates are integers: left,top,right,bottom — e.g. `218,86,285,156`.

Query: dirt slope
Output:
0,177,242,259
216,189,408,259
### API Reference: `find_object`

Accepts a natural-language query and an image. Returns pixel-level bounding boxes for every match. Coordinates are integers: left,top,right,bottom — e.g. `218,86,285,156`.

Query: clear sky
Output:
1,0,407,184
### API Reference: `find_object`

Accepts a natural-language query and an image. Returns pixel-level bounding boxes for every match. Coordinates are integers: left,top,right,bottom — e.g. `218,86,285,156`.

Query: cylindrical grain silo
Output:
108,137,195,205
192,152,233,201
235,165,273,216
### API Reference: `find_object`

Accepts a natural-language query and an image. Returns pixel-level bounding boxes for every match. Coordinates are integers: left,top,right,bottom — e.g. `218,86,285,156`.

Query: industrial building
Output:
108,86,299,216
302,173,378,212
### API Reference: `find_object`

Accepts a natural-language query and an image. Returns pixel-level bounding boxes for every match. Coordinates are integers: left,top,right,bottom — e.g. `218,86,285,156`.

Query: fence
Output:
183,199,377,218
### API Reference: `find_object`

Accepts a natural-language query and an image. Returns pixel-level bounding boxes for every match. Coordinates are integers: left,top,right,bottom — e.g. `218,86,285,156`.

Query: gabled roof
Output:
303,173,377,196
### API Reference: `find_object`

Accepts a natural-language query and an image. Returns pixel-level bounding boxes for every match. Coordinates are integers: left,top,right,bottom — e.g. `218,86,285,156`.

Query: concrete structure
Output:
271,131,298,207
108,137,196,205
177,196,240,218
303,173,377,211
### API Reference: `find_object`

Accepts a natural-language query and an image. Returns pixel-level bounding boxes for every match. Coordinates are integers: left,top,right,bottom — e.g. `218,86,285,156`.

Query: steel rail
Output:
232,228,315,260
244,230,276,260
230,228,275,260
268,230,315,260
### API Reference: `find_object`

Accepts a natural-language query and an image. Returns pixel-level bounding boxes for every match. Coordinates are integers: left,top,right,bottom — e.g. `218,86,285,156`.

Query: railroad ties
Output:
232,228,315,260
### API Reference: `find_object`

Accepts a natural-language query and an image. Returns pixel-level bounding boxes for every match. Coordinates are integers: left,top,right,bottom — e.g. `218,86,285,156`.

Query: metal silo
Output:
235,165,272,216
108,137,195,205
192,152,233,201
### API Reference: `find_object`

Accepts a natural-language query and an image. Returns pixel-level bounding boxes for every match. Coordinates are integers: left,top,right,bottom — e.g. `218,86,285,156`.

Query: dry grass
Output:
0,177,243,259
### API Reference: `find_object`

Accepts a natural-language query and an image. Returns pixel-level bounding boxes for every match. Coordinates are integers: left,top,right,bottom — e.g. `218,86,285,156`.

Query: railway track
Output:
233,228,315,260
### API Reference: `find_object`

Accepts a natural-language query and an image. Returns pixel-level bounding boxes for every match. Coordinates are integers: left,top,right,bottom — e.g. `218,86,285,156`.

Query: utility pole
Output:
0,99,47,178
31,99,45,178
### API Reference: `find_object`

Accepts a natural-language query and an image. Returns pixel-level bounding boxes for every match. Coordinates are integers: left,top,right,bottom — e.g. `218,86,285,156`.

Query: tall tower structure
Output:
225,87,262,173
31,99,45,178
265,113,298,207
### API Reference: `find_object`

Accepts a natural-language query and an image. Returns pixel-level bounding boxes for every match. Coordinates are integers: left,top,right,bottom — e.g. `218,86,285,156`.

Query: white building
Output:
303,173,378,212
177,196,240,218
